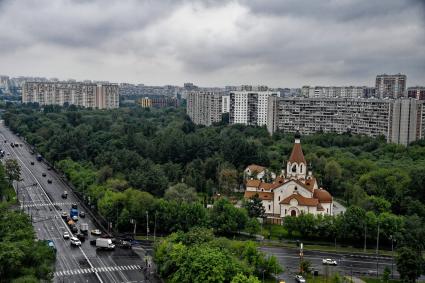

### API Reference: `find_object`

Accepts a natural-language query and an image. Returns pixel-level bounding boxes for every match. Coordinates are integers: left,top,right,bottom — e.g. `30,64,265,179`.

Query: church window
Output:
292,165,297,172
268,205,271,210
285,209,287,214
300,165,303,172
327,208,329,213
278,196,281,201
294,187,297,191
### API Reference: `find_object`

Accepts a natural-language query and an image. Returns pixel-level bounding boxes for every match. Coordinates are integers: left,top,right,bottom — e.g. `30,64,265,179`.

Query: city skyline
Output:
0,0,424,87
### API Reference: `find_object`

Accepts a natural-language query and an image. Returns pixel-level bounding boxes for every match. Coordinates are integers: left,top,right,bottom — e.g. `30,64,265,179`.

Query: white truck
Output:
80,223,89,235
96,238,115,250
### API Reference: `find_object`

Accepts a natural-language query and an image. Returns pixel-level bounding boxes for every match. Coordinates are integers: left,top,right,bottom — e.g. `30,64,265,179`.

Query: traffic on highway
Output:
0,121,154,283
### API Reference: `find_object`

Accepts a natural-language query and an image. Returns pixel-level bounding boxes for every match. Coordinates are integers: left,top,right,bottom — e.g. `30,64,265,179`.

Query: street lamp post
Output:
146,211,149,240
390,235,395,279
376,222,380,278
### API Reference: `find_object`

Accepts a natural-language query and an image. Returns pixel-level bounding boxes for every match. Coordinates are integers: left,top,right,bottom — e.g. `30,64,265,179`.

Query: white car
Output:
295,275,306,283
322,258,338,265
91,229,102,236
63,231,70,239
70,236,81,246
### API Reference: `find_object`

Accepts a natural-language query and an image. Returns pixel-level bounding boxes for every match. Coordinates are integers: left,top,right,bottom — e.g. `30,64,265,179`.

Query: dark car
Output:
90,239,97,246
118,240,132,249
71,203,78,209
62,192,68,199
79,211,86,218
42,173,47,177
47,179,52,184
30,161,34,165
70,226,78,233
76,233,86,242
47,167,52,171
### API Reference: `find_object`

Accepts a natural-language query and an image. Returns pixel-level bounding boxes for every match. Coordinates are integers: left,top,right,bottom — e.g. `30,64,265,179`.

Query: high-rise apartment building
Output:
229,86,279,126
301,86,370,98
222,95,230,113
22,81,119,109
375,74,407,99
267,97,425,145
407,86,425,100
186,91,224,126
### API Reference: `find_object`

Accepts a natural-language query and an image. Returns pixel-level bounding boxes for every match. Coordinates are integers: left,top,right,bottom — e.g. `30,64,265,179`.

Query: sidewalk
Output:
346,276,366,283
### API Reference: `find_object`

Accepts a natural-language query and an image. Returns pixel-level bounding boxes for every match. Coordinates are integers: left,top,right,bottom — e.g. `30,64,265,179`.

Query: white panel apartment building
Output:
376,73,407,99
186,91,224,126
301,86,368,98
229,86,279,126
22,82,119,109
267,97,425,145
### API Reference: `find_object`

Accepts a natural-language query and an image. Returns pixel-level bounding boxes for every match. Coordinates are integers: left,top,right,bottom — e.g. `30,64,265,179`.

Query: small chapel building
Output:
244,133,333,224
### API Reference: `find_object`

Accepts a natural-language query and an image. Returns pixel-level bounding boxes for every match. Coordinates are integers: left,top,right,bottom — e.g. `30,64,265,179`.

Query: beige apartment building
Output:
267,97,425,145
186,91,224,126
22,82,119,109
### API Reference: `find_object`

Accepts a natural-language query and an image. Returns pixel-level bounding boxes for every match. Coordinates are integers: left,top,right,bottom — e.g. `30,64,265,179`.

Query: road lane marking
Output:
54,265,142,277
2,134,104,283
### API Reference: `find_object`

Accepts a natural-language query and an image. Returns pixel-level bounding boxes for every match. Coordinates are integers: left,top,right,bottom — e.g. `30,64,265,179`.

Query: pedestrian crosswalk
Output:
22,202,75,208
54,265,143,277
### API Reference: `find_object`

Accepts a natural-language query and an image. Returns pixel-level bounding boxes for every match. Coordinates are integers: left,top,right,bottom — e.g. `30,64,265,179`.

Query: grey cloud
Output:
0,0,423,87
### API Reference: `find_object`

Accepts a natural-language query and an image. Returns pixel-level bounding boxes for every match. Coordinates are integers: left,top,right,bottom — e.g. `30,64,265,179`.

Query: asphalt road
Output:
260,245,399,282
0,122,154,283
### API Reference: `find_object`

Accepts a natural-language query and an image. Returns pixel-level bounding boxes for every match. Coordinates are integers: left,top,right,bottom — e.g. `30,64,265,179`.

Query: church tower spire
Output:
286,131,307,179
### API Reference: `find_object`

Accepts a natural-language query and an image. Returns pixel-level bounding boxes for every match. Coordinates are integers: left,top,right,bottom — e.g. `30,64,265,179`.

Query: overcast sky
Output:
0,0,424,87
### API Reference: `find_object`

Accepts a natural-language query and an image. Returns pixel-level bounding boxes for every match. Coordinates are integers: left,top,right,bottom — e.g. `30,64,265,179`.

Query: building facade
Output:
229,86,279,126
186,91,224,126
375,74,407,99
22,82,119,109
408,86,425,100
138,96,178,108
301,86,368,98
222,95,230,113
267,97,425,145
244,134,333,223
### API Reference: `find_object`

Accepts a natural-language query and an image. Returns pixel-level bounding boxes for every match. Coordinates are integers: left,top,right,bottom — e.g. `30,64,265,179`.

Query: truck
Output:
70,204,79,221
36,154,42,161
80,223,89,235
96,238,115,250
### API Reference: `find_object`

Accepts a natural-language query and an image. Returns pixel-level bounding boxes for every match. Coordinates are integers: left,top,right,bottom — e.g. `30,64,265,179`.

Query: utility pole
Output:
376,222,380,278
154,212,157,242
364,221,367,252
299,242,304,273
146,211,149,240
390,235,395,279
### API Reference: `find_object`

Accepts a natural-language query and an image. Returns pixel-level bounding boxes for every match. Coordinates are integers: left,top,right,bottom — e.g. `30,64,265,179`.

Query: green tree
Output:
300,259,311,275
382,266,391,283
4,159,21,186
210,198,248,234
245,218,260,236
218,167,238,194
396,247,423,283
164,183,198,203
244,194,266,218
231,273,260,283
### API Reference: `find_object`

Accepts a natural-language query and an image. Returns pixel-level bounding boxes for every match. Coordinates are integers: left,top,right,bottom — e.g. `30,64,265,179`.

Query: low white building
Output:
244,133,333,224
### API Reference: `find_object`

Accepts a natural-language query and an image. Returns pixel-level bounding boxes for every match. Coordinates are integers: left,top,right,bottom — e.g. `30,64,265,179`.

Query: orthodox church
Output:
244,133,333,223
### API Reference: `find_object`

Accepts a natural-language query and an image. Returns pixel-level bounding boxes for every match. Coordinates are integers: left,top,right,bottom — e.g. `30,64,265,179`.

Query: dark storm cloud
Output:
0,0,423,86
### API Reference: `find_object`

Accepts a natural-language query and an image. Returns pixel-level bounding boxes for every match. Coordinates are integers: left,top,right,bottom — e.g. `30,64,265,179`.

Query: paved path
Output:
345,276,366,283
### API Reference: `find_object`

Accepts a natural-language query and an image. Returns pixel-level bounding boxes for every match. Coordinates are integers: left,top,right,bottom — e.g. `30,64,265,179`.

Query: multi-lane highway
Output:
260,245,399,281
0,122,153,283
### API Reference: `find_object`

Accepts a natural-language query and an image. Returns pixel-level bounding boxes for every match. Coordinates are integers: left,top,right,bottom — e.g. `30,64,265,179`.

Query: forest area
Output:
3,103,425,280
